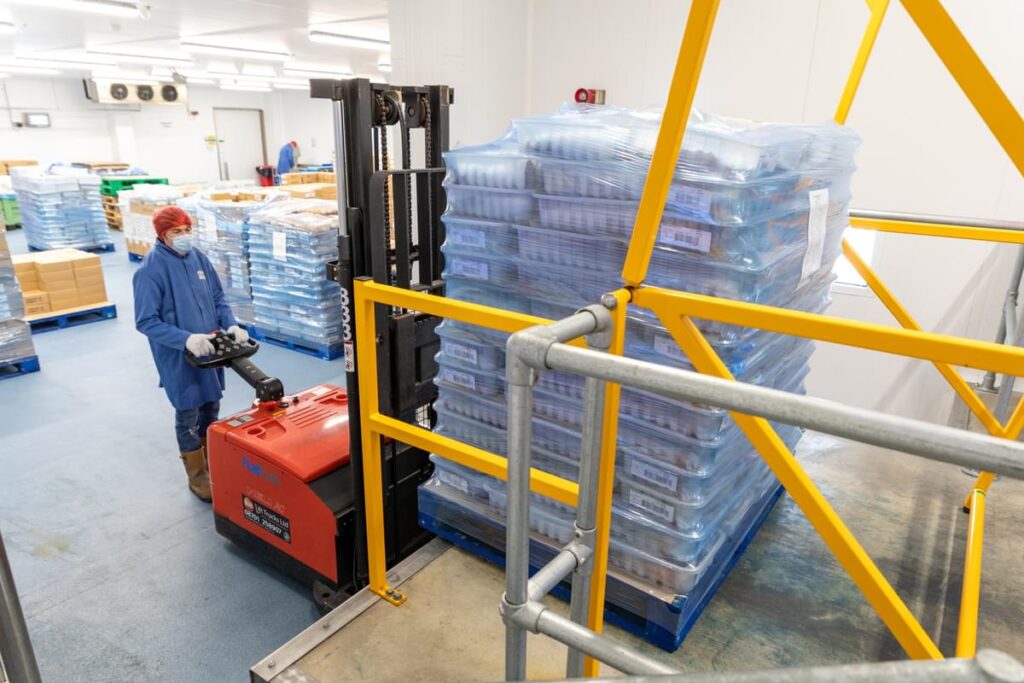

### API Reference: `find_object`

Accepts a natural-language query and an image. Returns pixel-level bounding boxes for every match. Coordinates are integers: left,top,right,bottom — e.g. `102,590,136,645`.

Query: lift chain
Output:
375,92,393,285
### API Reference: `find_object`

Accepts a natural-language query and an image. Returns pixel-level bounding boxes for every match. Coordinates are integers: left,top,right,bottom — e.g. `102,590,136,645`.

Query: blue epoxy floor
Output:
1,229,339,682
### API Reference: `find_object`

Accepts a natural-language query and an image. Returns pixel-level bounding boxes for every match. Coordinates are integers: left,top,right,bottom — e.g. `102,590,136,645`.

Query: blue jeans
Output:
174,401,220,452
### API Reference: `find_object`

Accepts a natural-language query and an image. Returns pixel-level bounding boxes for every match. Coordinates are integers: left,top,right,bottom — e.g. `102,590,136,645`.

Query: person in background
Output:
277,139,300,174
132,206,250,502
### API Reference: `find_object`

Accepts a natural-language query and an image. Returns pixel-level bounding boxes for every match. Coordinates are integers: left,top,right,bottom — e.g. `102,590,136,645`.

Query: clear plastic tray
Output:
442,216,518,256
437,322,506,372
513,223,627,271
444,144,539,190
441,247,519,286
444,183,535,222
445,278,533,315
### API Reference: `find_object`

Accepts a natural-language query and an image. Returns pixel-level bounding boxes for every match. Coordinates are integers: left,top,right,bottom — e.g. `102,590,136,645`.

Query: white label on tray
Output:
452,258,489,280
272,231,288,262
310,385,331,397
629,460,679,492
441,367,476,390
438,469,470,495
669,184,713,218
661,224,712,254
446,341,479,366
801,188,829,282
451,228,486,249
628,489,676,524
653,334,686,360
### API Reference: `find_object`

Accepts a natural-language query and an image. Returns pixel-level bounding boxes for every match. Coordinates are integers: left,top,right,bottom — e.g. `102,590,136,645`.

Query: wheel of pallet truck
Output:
312,580,353,615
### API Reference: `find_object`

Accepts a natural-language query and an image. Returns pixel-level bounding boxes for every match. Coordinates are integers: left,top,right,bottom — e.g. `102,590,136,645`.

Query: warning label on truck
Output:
243,495,292,543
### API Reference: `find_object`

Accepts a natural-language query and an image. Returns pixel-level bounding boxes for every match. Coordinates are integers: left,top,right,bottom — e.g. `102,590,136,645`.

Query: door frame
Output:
212,107,268,181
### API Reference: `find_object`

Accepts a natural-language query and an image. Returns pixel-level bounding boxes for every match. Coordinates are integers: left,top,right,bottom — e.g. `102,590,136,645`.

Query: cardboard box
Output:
25,302,50,315
22,290,48,306
47,290,80,311
77,285,108,306
75,270,105,289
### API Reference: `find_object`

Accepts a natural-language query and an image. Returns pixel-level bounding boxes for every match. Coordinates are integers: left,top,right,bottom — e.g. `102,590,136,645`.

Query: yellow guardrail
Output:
353,0,1024,673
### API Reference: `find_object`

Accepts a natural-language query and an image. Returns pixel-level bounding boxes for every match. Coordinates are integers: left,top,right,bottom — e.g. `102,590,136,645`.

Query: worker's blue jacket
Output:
133,241,238,410
277,143,295,174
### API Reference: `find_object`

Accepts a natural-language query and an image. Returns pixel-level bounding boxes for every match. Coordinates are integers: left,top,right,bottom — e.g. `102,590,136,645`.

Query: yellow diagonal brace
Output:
835,0,890,125
900,0,1024,178
849,216,1024,244
842,239,1005,436
1004,397,1024,441
620,0,720,287
653,310,942,660
583,287,630,678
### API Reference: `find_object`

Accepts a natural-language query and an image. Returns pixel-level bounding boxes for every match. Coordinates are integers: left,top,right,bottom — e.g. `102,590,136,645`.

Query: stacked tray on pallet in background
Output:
9,168,112,251
0,227,36,374
247,199,344,352
195,189,284,327
420,104,860,649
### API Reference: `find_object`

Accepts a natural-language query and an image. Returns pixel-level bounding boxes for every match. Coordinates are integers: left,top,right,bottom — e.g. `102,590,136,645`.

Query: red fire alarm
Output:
574,88,606,105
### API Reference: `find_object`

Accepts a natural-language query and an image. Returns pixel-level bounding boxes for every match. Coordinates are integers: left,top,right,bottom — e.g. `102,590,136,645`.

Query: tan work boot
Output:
181,448,212,502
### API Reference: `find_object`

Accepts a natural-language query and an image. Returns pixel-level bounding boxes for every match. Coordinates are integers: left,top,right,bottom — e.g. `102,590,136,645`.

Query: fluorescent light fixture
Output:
0,22,17,35
377,57,391,73
272,83,309,91
0,65,62,76
184,77,215,85
220,83,272,93
282,66,352,79
87,50,193,67
307,30,390,51
7,0,145,18
9,55,116,68
181,41,290,62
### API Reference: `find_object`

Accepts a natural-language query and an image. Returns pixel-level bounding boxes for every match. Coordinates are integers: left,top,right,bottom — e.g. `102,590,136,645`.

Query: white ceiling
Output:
0,0,390,82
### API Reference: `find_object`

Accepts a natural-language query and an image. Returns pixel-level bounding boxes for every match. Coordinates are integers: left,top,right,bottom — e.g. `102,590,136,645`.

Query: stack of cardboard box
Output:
0,160,38,176
281,171,336,185
278,183,337,200
14,249,109,316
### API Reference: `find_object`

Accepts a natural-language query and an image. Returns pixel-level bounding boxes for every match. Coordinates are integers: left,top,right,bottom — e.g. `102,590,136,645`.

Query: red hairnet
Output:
152,206,192,241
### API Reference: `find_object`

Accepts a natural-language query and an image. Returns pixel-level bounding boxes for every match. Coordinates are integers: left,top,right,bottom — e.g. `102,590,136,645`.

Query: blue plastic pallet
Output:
128,252,144,263
418,482,784,651
28,242,116,254
27,303,117,334
250,326,343,361
0,355,40,381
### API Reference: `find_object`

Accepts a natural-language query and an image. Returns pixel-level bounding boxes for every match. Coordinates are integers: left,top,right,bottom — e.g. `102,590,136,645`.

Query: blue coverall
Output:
133,241,238,452
276,143,296,175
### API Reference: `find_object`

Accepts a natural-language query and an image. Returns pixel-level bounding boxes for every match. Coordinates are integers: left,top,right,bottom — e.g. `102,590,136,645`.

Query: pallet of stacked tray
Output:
0,226,38,380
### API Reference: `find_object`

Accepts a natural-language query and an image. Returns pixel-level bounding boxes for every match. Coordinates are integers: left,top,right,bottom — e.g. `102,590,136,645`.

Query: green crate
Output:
0,198,19,226
99,176,169,196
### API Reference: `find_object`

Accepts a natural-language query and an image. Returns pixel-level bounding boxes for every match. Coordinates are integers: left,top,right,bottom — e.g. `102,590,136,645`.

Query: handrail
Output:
850,209,1024,232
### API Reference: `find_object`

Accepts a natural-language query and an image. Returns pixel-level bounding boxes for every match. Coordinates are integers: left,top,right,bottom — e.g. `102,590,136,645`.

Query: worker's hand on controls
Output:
227,325,250,344
186,333,217,357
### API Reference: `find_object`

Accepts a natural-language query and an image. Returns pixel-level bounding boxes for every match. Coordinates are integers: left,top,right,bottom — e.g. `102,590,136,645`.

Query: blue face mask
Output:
169,234,193,255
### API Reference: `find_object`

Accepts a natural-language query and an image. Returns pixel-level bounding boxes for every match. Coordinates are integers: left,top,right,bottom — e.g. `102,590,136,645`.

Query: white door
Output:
213,108,267,182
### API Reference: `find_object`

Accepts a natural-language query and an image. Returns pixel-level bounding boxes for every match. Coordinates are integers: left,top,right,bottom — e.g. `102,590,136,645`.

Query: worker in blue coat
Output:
276,140,299,175
133,206,249,502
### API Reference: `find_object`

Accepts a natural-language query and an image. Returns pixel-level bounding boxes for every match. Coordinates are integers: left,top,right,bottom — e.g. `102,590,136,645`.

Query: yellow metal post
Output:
963,471,996,512
956,488,986,657
651,309,942,659
834,0,890,125
900,0,1024,178
582,288,630,678
368,413,579,507
842,239,1004,436
352,279,405,605
620,0,720,287
631,285,1024,377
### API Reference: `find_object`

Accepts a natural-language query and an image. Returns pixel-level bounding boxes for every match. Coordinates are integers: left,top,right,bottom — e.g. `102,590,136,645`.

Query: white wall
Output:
0,77,335,185
389,0,1024,423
